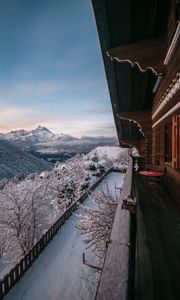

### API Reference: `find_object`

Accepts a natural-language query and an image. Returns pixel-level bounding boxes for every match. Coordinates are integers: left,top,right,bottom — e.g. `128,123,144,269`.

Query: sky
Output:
0,0,117,137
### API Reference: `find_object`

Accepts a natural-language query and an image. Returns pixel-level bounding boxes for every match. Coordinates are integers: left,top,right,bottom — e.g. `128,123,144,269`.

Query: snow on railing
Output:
0,169,113,299
96,157,133,300
119,156,133,203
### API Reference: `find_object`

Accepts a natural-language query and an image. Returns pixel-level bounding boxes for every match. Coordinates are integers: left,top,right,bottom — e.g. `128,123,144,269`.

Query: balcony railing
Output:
95,157,133,300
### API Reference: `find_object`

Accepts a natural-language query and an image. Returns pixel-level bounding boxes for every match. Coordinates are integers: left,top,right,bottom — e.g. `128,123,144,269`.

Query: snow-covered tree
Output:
0,227,9,260
0,149,120,261
76,184,119,258
0,178,51,257
48,175,77,212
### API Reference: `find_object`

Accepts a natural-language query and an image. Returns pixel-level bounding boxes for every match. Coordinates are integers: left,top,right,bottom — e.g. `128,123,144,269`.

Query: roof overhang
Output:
91,0,171,144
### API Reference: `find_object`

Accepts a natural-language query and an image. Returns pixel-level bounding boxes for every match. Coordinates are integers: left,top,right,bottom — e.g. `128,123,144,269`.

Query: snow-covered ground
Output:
89,146,128,160
3,172,125,300
89,146,138,160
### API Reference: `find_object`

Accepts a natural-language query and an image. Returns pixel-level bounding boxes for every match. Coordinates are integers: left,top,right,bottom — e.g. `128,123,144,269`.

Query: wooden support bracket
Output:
117,111,152,163
122,196,136,214
117,110,152,137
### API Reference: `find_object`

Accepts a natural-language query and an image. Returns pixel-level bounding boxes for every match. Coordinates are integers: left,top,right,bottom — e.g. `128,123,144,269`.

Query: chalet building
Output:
91,0,180,299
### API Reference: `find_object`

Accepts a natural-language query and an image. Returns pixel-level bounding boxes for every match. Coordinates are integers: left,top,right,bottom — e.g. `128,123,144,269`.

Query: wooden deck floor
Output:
135,176,180,300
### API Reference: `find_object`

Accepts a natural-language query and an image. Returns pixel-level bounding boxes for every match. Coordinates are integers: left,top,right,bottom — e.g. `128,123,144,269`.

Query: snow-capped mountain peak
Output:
33,125,51,133
1,126,78,151
0,126,118,157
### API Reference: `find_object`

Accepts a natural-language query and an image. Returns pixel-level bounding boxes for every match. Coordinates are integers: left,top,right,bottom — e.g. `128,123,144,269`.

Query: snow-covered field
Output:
89,146,128,160
3,172,125,300
89,146,138,160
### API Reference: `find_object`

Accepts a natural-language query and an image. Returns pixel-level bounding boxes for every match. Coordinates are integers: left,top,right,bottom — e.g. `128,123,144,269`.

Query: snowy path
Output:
4,172,125,300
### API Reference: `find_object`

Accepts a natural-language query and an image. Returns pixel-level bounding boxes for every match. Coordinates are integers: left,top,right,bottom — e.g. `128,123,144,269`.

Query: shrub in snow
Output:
97,159,107,173
84,160,97,171
90,151,99,162
113,162,128,172
76,184,119,258
84,158,107,178
49,177,76,211
39,170,50,179
80,181,90,191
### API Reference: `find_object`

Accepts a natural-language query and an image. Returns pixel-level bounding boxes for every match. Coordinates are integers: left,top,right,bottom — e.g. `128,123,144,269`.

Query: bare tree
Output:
76,184,119,259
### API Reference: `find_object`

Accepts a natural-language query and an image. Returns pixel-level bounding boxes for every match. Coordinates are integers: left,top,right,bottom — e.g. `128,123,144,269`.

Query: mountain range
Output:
0,126,118,161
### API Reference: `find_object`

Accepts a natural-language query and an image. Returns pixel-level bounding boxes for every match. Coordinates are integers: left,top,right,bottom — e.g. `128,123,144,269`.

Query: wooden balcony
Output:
95,157,135,300
95,159,180,300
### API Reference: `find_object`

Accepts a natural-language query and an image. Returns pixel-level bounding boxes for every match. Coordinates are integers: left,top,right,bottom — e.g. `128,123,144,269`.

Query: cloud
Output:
0,110,117,138
0,79,68,103
67,120,117,137
0,108,38,132
1,108,32,118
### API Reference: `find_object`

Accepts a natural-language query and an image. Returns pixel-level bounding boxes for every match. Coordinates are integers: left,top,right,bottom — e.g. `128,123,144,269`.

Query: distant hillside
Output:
0,139,52,180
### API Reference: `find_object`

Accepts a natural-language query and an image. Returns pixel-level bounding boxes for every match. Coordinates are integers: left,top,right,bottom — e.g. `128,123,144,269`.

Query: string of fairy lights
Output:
152,72,180,120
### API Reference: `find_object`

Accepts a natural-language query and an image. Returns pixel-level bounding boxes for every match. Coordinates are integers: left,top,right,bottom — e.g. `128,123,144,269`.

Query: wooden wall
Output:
152,116,173,165
164,164,180,202
152,0,180,170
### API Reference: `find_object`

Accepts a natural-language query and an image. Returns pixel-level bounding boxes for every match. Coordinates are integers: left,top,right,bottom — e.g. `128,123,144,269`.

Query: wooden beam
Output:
117,111,152,137
107,36,167,75
117,111,152,122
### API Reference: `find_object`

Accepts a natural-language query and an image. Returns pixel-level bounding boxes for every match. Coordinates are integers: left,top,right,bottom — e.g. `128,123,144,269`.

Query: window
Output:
164,122,172,163
172,115,180,169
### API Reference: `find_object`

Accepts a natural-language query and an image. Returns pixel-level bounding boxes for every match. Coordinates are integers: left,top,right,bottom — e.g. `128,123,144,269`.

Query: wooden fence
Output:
0,169,112,299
